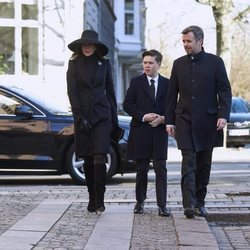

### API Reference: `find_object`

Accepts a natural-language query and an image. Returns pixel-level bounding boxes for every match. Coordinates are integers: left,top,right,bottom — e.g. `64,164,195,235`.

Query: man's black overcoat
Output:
165,50,232,151
123,73,169,160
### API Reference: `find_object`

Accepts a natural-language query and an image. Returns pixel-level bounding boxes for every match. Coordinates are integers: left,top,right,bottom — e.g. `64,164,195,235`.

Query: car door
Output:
0,89,51,167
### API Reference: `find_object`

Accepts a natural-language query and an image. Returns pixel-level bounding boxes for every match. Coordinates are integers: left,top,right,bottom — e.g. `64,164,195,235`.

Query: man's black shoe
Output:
158,206,171,217
195,207,208,217
184,207,195,219
133,202,144,214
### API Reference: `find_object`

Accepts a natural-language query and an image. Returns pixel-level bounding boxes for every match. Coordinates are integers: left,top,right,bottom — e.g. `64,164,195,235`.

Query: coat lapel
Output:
141,73,164,102
79,61,93,87
92,60,104,87
156,75,164,101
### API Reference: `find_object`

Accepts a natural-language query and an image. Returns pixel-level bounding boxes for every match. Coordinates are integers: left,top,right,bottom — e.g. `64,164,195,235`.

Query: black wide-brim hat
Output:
68,30,108,56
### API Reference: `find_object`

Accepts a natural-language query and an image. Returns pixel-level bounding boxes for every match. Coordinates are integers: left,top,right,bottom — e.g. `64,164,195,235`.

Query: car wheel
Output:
106,144,118,180
66,143,118,185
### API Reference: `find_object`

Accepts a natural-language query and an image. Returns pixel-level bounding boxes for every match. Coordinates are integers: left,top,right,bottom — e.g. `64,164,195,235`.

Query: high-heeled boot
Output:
94,163,106,213
83,163,96,212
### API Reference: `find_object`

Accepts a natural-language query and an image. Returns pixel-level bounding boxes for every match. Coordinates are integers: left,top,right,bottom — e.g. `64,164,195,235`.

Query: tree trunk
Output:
213,7,233,76
196,0,235,75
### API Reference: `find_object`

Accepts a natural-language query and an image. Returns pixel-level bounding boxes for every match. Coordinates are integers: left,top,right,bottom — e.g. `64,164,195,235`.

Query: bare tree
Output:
146,15,180,78
195,0,249,75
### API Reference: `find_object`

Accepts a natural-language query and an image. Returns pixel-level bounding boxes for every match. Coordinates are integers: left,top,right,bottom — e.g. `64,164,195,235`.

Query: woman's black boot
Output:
83,161,96,212
94,163,106,213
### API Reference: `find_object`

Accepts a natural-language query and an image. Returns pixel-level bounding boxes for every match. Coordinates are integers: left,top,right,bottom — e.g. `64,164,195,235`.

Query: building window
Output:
22,27,38,74
0,0,39,75
0,26,14,74
22,3,38,20
0,2,14,18
125,0,134,35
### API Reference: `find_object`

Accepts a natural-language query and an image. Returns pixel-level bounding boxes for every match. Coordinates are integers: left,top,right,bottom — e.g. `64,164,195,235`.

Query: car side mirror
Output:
15,105,34,119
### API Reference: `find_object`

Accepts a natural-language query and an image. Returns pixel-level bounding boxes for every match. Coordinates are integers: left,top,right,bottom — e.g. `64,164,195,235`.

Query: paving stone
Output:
0,183,250,249
130,208,178,249
173,214,218,248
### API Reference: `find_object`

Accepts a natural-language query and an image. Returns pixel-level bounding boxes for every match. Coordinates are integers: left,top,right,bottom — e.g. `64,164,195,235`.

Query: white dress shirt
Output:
147,75,159,98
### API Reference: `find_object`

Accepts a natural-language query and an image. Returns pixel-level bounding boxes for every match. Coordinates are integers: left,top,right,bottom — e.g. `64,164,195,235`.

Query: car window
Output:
10,86,70,114
231,98,250,113
0,94,19,115
0,90,41,116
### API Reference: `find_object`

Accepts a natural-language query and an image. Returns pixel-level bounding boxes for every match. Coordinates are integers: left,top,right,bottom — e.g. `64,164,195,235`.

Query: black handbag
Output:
111,126,125,142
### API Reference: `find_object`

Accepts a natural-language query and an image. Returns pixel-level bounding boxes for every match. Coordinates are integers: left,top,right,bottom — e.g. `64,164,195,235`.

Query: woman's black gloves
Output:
77,116,91,133
76,116,123,140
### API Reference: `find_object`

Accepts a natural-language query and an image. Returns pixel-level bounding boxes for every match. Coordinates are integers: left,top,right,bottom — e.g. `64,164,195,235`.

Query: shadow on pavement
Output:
207,213,250,225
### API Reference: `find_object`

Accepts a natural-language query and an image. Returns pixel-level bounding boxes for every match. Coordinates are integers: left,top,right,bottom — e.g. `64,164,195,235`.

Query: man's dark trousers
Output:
181,149,213,209
135,159,167,207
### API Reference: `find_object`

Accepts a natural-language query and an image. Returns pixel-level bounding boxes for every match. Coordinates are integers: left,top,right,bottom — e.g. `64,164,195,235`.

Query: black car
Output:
0,85,133,184
227,96,250,147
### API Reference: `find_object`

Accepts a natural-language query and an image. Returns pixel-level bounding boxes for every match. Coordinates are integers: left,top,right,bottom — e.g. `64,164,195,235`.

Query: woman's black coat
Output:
67,56,118,157
123,73,169,160
165,50,232,151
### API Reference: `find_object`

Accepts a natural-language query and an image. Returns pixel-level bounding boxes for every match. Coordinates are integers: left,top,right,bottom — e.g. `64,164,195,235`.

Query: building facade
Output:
114,0,145,108
0,0,145,107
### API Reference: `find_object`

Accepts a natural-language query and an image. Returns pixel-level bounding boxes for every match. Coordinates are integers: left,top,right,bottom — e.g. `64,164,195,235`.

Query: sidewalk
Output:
0,200,219,250
167,146,250,163
1,183,250,250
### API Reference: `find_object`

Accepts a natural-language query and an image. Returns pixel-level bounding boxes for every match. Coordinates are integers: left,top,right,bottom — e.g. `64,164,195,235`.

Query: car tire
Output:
106,143,118,180
66,143,118,185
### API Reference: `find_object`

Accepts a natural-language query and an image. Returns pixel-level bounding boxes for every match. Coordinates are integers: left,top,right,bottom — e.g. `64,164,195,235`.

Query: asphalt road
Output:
0,161,249,188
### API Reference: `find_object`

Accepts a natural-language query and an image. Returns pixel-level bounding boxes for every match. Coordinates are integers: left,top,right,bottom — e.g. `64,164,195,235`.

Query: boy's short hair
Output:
142,49,163,63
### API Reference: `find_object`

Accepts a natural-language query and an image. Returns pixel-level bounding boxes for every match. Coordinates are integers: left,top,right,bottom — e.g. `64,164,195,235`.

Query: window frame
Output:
0,0,42,76
124,0,134,35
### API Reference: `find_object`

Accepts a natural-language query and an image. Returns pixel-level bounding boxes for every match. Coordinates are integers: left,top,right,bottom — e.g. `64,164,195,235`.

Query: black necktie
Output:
150,79,155,99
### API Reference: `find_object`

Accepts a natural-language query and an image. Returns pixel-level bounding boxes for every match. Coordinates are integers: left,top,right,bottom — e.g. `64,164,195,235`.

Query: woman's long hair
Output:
70,45,106,60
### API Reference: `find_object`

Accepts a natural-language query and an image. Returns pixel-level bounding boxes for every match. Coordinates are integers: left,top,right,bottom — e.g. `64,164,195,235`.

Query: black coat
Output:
165,50,232,151
67,56,118,157
123,73,169,160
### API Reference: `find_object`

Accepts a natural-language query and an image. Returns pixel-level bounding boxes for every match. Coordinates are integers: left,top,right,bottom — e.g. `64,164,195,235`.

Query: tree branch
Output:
195,0,216,8
233,6,250,22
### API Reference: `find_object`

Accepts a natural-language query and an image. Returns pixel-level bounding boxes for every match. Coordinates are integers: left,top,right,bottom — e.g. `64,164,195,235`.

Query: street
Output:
0,161,250,188
112,162,250,186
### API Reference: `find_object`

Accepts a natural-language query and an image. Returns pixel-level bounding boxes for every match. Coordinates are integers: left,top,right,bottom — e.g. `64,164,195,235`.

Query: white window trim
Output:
0,0,42,77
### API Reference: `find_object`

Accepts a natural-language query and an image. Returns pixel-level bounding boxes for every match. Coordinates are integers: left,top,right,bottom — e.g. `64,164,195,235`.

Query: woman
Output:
67,30,119,213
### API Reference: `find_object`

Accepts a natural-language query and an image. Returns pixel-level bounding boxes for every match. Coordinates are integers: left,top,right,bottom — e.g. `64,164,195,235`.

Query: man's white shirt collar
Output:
147,74,159,84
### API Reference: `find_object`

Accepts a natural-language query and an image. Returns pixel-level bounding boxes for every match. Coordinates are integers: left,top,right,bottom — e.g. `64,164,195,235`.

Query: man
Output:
123,49,171,217
165,26,232,218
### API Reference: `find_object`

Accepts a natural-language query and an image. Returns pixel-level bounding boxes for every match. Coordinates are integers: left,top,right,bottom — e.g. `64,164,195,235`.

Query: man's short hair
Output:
182,26,204,41
142,49,163,63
